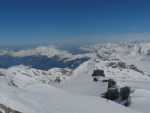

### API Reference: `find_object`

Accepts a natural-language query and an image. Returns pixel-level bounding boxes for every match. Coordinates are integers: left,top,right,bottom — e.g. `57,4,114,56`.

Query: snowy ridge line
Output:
0,65,72,88
1,41,150,61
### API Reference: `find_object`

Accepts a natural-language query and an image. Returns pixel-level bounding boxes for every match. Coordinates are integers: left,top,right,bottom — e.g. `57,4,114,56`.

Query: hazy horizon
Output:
0,0,150,45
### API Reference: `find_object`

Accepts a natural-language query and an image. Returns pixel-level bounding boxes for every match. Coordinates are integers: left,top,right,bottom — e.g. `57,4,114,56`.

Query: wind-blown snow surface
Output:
0,83,140,113
60,58,150,113
0,62,142,113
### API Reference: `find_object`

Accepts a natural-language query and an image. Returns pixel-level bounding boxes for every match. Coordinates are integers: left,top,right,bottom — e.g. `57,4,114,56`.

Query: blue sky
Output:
0,0,150,45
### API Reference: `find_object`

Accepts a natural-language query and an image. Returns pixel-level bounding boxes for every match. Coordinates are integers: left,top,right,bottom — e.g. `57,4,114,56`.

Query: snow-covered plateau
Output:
0,41,150,113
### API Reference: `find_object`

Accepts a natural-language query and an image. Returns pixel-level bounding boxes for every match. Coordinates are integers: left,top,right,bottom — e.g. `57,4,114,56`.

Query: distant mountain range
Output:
0,46,93,70
0,41,150,70
0,41,150,113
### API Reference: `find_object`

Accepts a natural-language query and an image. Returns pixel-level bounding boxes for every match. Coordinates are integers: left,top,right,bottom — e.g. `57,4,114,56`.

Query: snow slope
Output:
0,65,72,88
59,58,150,113
0,82,141,113
1,41,150,113
60,59,108,96
117,81,150,113
61,59,150,94
0,60,143,113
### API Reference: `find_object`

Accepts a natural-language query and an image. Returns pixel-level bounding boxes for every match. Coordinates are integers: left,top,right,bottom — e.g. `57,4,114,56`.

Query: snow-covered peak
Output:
48,68,72,76
139,43,150,56
120,40,145,47
79,41,150,62
121,41,150,59
80,43,127,61
81,43,121,52
0,65,72,88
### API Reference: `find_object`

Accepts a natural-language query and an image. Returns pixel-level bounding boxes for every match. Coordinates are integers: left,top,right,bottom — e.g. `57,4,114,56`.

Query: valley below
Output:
0,41,150,113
